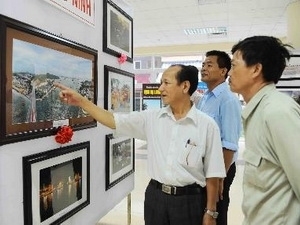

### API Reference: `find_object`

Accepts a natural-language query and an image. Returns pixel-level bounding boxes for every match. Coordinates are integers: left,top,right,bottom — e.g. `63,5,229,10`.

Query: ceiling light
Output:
198,0,226,4
184,27,227,36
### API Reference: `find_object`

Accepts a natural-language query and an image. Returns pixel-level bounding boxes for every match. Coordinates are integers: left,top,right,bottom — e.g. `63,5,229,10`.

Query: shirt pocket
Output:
178,144,204,169
243,149,267,190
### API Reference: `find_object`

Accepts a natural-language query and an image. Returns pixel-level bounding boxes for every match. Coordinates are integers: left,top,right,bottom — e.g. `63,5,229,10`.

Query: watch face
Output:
205,209,218,219
212,212,218,219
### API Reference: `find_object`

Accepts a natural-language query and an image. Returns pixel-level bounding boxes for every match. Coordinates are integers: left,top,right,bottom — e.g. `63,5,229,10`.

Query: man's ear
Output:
221,68,228,77
252,63,263,79
182,81,191,93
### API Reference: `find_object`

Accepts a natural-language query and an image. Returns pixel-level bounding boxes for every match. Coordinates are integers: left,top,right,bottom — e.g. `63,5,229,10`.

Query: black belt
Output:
149,179,204,196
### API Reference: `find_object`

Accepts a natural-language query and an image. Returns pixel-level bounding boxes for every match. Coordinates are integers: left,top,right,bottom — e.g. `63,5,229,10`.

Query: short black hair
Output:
231,36,292,84
206,50,231,79
170,64,199,96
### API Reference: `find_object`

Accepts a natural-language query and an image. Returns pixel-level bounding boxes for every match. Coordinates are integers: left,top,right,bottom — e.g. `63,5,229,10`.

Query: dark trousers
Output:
144,181,206,225
216,162,236,225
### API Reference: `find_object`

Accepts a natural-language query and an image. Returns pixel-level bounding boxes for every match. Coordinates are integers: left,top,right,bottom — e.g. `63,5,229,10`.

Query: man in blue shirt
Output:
197,50,242,225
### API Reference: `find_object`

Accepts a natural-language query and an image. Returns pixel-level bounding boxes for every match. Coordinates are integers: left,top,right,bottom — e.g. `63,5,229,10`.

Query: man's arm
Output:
223,148,234,172
203,177,219,224
205,177,219,210
55,83,116,129
218,148,234,200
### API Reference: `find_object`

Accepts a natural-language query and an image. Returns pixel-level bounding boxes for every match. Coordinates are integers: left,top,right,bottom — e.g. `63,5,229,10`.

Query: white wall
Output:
0,0,134,225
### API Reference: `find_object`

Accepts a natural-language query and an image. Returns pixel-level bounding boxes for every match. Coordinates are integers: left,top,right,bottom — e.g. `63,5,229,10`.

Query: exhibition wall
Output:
0,0,134,225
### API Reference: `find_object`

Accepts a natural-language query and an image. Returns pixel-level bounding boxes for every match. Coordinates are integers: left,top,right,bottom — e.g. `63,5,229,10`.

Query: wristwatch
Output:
204,208,219,219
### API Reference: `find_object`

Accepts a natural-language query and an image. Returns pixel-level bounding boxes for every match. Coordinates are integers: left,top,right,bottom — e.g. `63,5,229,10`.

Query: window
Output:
134,61,141,69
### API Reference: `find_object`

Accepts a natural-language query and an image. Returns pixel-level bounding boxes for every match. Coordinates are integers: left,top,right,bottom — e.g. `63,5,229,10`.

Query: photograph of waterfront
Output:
23,141,90,224
12,39,94,124
39,157,82,222
0,20,98,145
1,19,97,145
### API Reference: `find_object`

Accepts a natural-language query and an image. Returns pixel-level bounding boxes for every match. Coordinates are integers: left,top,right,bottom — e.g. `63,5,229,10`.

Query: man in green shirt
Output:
229,36,300,225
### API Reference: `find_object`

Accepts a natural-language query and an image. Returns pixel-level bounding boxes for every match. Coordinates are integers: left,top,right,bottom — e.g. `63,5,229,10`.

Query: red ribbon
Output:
118,53,127,64
55,125,73,144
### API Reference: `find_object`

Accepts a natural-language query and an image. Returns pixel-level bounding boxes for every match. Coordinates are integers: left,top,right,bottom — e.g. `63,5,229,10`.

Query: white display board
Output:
0,0,134,225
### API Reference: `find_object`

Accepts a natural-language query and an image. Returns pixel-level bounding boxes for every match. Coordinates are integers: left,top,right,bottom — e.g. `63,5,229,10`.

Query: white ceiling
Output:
123,0,298,48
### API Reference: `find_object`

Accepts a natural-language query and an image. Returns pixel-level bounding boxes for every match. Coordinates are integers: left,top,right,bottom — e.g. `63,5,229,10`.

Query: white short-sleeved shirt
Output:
114,104,226,187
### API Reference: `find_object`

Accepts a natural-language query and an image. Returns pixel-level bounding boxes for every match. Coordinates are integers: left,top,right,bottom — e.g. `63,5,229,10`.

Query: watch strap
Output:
204,208,219,219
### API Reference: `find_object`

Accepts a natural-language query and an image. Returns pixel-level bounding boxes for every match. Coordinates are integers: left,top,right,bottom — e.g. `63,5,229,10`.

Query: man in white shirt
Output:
55,64,226,225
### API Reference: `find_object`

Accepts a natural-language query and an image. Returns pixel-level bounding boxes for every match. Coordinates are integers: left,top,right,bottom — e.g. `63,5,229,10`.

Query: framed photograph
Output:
23,141,90,225
103,0,133,62
277,87,300,105
104,65,135,113
0,15,98,145
105,134,135,190
281,55,300,80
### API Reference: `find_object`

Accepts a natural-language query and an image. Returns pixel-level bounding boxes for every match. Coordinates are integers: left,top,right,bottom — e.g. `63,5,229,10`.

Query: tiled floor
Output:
97,139,245,225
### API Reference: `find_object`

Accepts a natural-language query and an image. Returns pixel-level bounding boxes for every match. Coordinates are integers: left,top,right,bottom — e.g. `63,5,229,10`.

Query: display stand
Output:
127,193,131,225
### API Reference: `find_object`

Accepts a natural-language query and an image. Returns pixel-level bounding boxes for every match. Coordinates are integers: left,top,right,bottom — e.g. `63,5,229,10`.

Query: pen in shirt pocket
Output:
185,139,196,147
185,139,197,166
185,139,190,147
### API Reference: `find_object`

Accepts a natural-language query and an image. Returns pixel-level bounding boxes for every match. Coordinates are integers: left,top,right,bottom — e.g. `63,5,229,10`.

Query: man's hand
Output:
55,83,85,106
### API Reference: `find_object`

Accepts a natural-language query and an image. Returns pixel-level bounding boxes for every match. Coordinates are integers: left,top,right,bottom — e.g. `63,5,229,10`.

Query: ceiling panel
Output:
123,0,298,48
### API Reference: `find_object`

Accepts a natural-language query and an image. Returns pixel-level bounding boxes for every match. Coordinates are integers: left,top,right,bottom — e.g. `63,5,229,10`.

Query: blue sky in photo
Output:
12,39,92,79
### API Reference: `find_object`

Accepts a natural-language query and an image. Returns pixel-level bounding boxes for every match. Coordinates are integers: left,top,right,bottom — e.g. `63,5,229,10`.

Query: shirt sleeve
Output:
220,97,242,151
203,121,226,178
114,111,147,140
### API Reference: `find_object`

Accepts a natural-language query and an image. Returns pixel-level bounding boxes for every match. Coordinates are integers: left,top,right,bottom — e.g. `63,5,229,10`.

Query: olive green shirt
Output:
242,84,300,225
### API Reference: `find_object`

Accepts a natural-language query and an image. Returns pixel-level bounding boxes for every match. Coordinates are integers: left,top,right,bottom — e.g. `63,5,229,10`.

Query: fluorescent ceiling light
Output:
184,27,227,36
198,0,226,4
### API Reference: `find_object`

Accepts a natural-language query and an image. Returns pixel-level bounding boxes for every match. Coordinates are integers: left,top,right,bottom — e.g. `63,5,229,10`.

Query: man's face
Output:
159,66,184,106
228,50,253,95
201,55,226,85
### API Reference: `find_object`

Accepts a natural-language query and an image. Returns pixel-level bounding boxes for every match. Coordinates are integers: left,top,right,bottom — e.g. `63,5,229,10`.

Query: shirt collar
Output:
204,82,227,98
158,104,198,125
242,83,276,120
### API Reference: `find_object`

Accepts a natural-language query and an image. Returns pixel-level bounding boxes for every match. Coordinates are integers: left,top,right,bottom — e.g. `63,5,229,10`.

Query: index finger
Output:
54,82,69,91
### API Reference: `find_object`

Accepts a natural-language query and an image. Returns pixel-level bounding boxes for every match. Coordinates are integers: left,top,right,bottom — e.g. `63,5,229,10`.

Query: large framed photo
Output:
104,65,135,113
103,0,133,62
277,87,300,105
0,15,98,145
105,134,135,190
281,55,300,80
23,141,90,225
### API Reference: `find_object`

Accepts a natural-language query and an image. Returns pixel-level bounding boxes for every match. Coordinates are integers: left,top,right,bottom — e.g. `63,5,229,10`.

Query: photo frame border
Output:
22,141,90,225
280,54,300,80
105,134,135,190
103,0,133,62
0,14,98,145
276,86,300,105
104,65,135,112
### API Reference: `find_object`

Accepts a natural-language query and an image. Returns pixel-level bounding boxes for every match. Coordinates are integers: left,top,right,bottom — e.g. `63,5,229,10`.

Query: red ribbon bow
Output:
55,125,73,144
118,53,127,64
